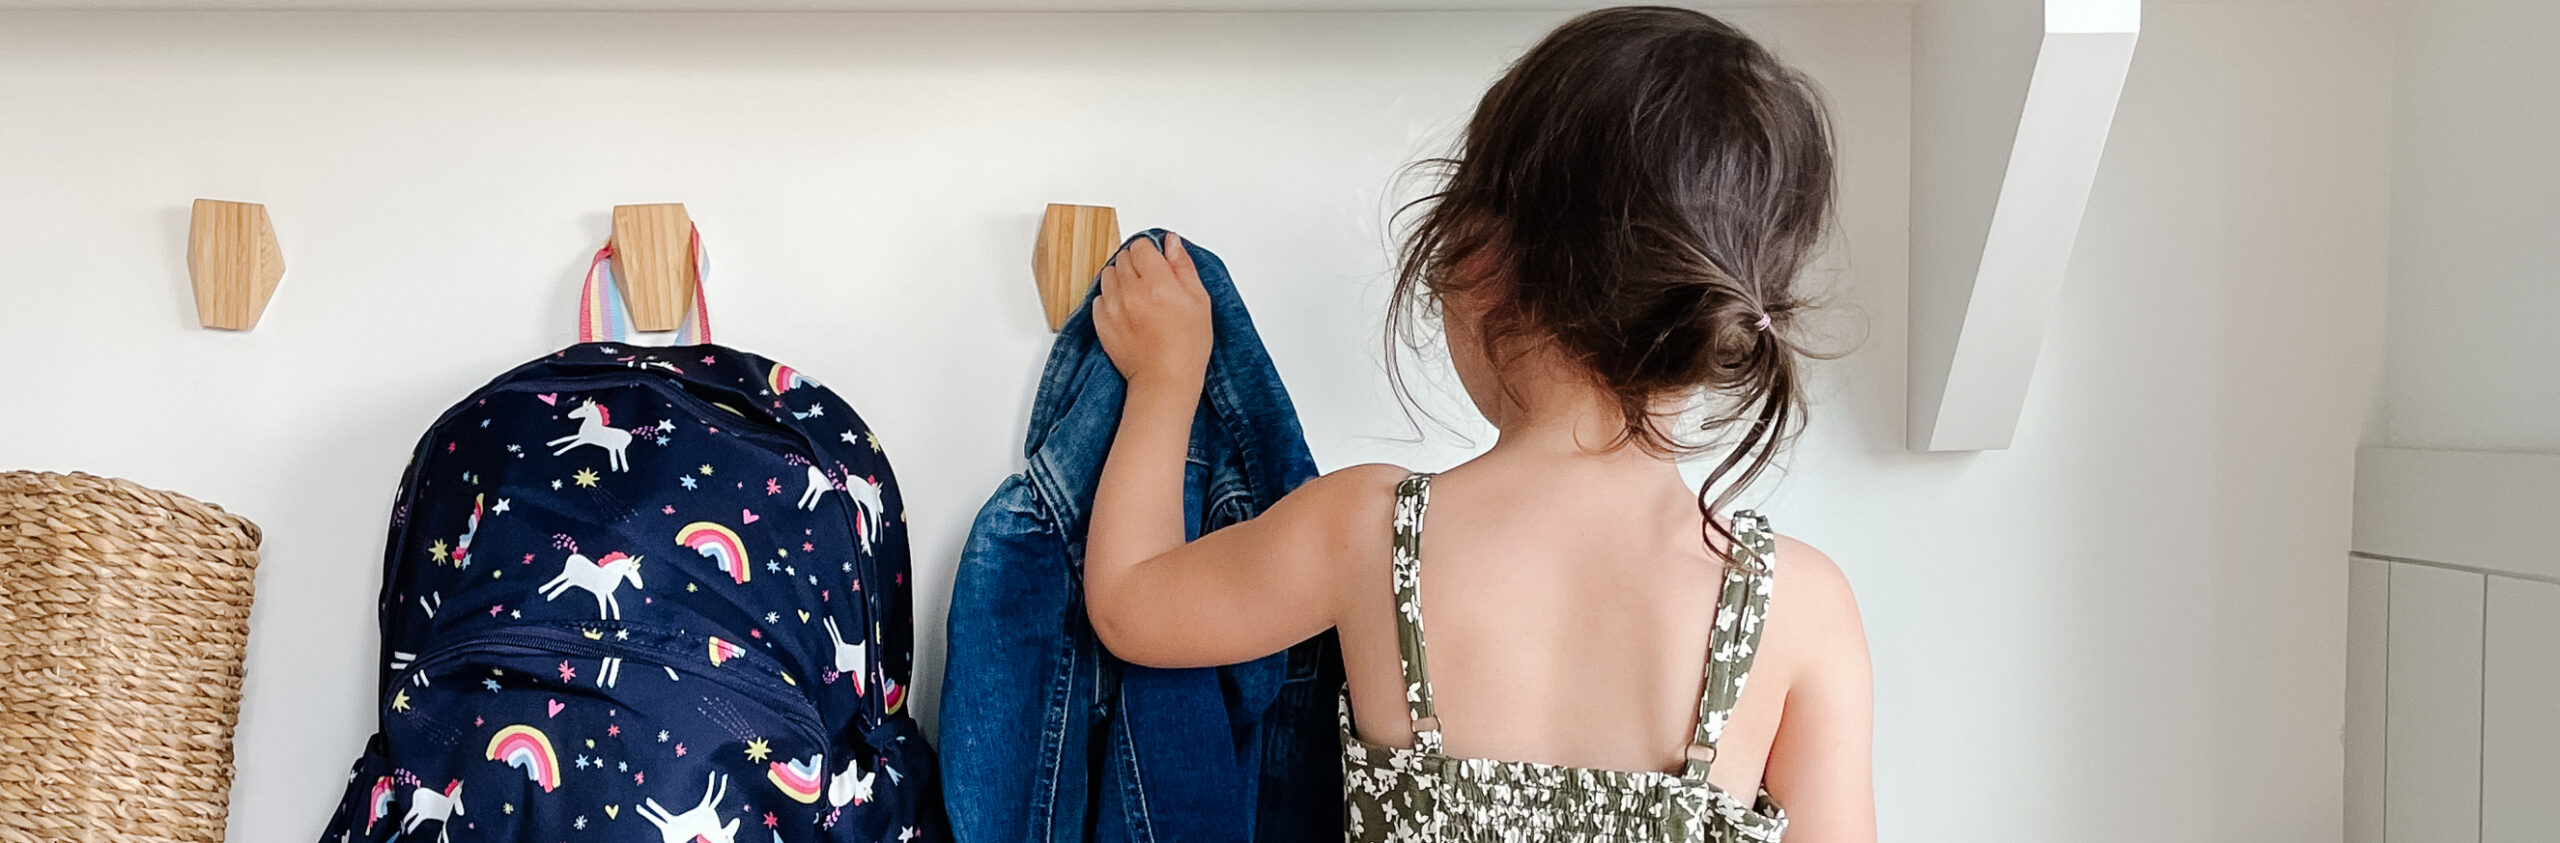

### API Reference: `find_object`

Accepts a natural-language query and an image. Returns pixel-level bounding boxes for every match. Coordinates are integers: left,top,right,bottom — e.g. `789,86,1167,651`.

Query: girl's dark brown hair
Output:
1389,5,1838,553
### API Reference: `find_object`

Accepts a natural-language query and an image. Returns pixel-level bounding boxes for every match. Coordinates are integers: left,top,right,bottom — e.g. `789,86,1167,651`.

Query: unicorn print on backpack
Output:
638,773,741,843
844,471,886,553
400,781,464,843
453,494,483,566
829,758,876,808
538,550,643,620
823,615,867,693
797,464,834,511
549,399,632,471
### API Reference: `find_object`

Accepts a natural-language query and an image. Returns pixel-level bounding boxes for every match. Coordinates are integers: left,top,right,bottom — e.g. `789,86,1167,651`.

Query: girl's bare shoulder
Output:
1765,534,1870,682
1254,462,1412,536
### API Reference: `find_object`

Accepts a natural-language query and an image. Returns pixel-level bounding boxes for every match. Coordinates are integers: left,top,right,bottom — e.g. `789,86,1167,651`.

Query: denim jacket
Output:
938,230,1343,843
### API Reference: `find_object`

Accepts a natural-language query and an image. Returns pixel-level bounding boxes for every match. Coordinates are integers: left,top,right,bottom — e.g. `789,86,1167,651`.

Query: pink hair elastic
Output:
1753,312,1773,332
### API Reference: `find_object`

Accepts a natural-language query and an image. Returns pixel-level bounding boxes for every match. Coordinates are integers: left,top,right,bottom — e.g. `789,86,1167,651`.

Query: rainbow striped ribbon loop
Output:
577,224,712,346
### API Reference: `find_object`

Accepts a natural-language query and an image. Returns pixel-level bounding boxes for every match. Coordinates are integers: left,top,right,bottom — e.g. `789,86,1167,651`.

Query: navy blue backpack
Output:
324,235,942,842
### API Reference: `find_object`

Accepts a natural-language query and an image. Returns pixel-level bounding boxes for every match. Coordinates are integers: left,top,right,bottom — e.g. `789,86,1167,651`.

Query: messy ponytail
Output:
1387,5,1839,556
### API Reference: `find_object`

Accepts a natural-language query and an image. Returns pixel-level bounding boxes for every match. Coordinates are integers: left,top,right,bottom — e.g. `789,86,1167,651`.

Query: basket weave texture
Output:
0,471,262,843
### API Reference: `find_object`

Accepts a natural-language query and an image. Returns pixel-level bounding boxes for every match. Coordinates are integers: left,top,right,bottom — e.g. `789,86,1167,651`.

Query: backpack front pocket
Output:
332,622,855,842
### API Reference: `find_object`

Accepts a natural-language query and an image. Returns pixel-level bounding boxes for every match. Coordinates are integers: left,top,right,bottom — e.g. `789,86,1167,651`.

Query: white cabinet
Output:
2351,448,2560,843
2346,557,2388,843
2482,577,2560,843
2383,564,2484,843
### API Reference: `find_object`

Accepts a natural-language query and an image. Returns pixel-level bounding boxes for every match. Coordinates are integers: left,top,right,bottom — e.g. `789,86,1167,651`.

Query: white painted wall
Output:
2374,0,2560,453
0,5,2388,842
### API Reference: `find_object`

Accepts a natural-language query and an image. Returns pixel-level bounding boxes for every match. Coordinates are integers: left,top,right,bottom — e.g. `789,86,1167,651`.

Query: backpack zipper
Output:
388,622,825,746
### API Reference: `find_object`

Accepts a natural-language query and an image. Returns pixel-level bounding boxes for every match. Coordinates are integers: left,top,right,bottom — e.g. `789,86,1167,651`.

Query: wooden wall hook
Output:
1032,203,1121,332
187,199,285,331
609,203,698,332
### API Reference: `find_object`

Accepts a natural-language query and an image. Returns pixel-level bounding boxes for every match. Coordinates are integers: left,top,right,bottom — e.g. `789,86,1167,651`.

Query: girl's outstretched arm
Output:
1081,232,1390,668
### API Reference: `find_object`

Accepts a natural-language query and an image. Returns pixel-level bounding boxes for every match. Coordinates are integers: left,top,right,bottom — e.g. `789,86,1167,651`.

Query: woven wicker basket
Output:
0,471,262,843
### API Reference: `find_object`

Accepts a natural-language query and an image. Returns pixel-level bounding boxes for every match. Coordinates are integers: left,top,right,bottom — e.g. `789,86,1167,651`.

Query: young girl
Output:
1082,7,1873,841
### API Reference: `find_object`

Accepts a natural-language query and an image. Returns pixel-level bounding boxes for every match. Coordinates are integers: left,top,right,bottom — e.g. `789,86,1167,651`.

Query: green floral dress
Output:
1340,473,1786,842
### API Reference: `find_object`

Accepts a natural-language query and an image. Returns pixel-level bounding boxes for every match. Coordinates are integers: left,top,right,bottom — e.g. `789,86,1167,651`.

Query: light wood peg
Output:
609,203,698,332
1032,203,1121,332
187,199,286,331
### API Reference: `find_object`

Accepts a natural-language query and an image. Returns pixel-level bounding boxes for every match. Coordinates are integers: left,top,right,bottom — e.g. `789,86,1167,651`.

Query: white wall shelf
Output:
1907,0,2136,451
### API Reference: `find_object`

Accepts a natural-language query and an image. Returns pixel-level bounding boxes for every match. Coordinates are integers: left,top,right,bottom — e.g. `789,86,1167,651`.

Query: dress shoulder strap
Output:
1684,510,1777,782
1389,472,1444,755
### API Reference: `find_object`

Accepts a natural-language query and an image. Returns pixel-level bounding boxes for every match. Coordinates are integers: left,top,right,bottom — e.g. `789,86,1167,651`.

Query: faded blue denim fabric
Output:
938,231,1342,843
